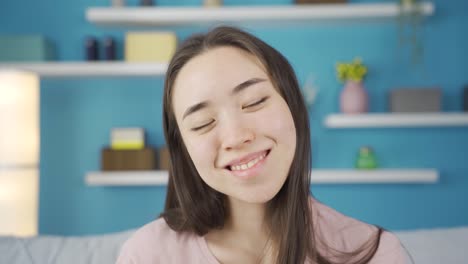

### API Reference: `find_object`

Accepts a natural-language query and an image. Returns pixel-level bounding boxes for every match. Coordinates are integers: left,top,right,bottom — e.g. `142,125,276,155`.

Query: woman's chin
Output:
229,186,281,205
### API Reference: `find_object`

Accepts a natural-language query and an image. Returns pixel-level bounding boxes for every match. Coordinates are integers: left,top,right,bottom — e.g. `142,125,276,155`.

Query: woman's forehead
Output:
177,47,266,86
172,47,269,108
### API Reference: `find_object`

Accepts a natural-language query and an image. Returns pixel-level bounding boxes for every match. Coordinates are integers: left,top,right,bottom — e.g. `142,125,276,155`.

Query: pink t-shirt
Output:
116,198,409,263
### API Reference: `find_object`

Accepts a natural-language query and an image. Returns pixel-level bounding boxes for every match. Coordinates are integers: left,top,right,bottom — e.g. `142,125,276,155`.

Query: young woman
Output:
116,26,409,264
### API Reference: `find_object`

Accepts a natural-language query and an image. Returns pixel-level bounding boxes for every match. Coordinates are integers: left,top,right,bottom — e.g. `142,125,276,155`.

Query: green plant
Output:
336,57,368,83
398,0,425,65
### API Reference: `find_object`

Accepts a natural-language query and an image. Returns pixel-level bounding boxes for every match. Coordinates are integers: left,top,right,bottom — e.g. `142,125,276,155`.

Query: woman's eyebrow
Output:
182,77,267,120
183,101,210,120
231,77,267,95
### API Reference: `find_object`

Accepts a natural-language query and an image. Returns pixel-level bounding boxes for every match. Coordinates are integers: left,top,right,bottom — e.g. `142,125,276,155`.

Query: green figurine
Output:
355,146,378,169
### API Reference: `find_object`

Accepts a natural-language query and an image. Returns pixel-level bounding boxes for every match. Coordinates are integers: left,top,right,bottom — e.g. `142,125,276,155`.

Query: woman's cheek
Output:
266,105,296,140
186,136,216,168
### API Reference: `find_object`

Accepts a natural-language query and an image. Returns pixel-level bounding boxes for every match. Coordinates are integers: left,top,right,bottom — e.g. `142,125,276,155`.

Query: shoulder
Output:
311,198,377,248
370,231,409,263
310,198,408,263
116,218,200,264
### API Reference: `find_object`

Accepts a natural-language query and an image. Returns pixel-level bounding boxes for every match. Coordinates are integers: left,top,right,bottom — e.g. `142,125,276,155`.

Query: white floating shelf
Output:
0,62,167,77
311,169,438,184
85,169,438,186
86,2,434,26
86,171,168,186
325,113,468,128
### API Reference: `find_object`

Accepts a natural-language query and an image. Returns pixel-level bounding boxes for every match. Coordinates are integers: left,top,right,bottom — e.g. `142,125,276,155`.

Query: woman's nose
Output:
220,117,255,151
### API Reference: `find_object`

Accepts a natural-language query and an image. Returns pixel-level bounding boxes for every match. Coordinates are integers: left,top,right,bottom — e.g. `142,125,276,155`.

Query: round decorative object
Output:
340,80,368,113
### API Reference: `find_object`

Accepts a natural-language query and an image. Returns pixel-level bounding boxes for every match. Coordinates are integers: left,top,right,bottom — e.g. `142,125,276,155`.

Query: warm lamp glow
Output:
0,71,39,236
0,71,39,166
0,170,38,236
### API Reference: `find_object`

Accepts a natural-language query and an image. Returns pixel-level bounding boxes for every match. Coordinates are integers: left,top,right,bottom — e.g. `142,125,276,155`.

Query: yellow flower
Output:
335,57,368,83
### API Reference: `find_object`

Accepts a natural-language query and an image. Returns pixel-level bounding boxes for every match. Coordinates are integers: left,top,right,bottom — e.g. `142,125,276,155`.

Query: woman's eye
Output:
191,120,215,131
243,96,269,109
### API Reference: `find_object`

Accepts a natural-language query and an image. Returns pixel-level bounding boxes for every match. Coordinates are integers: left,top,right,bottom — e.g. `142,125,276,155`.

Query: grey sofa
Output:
1,226,467,264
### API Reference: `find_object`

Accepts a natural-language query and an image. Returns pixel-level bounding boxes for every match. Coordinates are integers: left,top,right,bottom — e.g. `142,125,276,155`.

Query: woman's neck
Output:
205,197,274,263
225,197,269,237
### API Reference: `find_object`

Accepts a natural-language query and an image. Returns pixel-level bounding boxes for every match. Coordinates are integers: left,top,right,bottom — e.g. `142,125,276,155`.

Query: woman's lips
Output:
226,149,271,180
224,149,270,168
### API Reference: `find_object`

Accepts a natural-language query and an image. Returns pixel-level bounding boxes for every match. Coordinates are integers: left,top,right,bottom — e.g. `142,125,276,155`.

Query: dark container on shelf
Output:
295,0,347,4
140,0,153,6
85,36,99,61
463,85,468,112
103,36,116,60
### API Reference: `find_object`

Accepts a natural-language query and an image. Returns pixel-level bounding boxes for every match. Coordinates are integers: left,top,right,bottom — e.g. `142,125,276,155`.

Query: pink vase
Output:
340,80,368,114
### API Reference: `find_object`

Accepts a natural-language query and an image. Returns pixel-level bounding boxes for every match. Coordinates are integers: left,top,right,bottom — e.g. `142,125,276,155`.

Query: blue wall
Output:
1,0,467,235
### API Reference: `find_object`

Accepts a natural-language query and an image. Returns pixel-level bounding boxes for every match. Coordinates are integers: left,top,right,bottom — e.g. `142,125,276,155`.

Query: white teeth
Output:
229,152,267,171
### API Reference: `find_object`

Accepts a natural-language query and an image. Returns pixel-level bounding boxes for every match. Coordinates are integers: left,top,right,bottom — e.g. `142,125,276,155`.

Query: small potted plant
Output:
336,57,368,113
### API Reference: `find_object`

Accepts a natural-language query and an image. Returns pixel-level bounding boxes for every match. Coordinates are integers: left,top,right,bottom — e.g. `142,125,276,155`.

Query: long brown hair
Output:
161,26,382,264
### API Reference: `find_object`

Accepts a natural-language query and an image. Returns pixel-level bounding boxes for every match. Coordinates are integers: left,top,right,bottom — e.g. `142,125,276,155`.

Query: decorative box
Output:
101,148,157,171
157,146,170,170
389,88,442,113
125,32,177,62
0,35,54,61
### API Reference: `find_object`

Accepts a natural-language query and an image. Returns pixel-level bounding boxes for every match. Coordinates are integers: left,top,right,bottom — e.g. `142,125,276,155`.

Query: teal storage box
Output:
0,35,55,61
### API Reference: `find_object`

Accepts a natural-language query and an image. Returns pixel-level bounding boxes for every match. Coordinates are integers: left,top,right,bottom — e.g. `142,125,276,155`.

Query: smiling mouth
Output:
225,149,271,171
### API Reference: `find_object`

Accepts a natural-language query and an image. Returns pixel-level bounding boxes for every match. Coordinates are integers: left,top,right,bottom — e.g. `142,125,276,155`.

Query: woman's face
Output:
172,46,296,204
